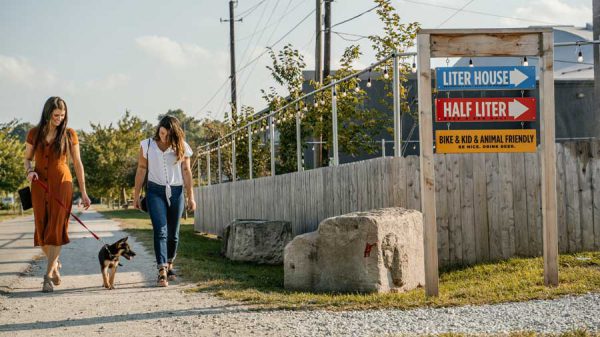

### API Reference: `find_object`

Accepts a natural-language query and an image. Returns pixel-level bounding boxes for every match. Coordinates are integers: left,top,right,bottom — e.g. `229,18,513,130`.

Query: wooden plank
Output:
349,161,359,213
512,152,530,256
555,143,568,253
539,31,558,286
446,154,462,264
430,32,541,57
473,153,489,262
417,32,438,297
499,152,516,259
564,142,581,252
525,151,542,256
592,141,600,250
486,152,502,261
460,153,476,264
577,141,595,251
357,161,368,212
407,156,421,211
434,154,450,267
382,158,391,208
398,156,408,208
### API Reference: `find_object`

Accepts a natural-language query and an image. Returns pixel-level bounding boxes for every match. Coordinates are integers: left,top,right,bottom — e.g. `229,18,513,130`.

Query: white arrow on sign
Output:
509,68,528,87
508,99,529,119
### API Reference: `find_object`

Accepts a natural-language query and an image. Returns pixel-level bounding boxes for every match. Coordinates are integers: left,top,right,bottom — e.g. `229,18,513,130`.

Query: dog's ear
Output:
118,236,128,243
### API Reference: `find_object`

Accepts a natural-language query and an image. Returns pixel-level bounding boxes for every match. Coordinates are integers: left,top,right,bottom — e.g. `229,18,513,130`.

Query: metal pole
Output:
331,86,339,166
197,155,202,186
206,147,211,186
248,125,253,180
393,50,401,157
296,109,302,172
381,139,386,157
217,140,222,183
269,116,275,176
232,135,237,181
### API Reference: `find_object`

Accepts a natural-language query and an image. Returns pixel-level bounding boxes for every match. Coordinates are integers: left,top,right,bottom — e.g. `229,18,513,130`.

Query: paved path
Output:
0,210,599,337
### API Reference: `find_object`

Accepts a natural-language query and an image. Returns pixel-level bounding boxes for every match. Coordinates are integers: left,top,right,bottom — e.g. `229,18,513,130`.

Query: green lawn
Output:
0,208,32,222
98,207,600,311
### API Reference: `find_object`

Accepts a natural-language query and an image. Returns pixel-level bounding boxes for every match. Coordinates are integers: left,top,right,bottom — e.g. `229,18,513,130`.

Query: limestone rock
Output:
284,207,424,293
222,219,292,265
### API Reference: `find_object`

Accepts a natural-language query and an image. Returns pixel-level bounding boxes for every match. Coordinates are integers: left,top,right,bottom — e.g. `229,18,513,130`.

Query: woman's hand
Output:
27,171,38,183
81,193,91,210
133,197,140,210
187,197,196,212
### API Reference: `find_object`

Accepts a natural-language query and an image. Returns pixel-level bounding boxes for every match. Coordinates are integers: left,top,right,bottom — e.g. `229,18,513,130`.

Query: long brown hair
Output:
154,115,186,161
33,96,70,155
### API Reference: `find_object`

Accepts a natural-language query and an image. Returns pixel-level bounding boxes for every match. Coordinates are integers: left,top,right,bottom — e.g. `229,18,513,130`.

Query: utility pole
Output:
315,0,323,83
221,1,242,124
594,0,600,137
320,0,332,167
323,0,332,80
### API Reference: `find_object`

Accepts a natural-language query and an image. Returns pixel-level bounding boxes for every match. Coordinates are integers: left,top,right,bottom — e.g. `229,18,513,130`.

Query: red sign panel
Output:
436,97,536,122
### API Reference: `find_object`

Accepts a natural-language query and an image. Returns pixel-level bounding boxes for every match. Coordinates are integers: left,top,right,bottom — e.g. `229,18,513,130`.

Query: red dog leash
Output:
33,178,108,245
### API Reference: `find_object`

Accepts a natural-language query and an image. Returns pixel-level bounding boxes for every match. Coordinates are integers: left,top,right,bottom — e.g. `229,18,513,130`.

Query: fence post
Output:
206,146,211,186
232,134,237,181
270,116,275,176
381,139,386,157
248,125,253,180
332,86,339,166
217,140,222,183
197,154,202,186
393,50,402,157
296,107,302,172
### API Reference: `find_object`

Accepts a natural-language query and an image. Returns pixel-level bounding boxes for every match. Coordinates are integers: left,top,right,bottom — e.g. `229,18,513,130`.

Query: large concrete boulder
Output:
284,207,424,293
222,219,292,265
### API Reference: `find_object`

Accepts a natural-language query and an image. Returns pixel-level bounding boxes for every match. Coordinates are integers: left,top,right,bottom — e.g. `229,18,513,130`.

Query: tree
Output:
79,111,152,205
0,121,26,194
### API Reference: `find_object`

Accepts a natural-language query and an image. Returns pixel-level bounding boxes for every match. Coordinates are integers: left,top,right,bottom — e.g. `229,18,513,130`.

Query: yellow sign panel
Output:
436,129,536,153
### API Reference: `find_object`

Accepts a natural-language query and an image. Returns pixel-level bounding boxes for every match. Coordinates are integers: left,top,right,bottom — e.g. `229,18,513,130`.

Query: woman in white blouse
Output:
133,115,196,287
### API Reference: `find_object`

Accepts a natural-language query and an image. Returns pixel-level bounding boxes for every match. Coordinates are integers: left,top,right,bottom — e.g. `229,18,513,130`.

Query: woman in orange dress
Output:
23,96,91,292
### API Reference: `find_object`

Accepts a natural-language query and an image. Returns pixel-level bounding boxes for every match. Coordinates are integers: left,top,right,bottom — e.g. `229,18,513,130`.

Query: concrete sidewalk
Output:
0,215,39,292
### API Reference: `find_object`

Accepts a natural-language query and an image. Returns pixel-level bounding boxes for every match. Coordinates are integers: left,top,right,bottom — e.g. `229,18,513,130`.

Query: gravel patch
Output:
0,210,598,336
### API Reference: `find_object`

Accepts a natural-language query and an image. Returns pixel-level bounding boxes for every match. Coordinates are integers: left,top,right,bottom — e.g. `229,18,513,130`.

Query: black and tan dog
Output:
98,237,136,289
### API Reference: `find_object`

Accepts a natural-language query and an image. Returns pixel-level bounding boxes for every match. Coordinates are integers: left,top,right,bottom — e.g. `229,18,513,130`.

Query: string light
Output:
342,90,347,97
354,78,360,92
383,67,389,79
469,58,474,68
411,56,417,73
522,56,528,67
577,45,583,63
366,68,372,88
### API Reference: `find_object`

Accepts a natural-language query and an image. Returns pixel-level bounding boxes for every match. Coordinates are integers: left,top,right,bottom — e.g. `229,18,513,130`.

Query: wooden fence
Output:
194,140,600,266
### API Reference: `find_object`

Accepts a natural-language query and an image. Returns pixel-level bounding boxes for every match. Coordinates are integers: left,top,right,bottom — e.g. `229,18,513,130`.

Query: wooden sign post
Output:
417,28,558,297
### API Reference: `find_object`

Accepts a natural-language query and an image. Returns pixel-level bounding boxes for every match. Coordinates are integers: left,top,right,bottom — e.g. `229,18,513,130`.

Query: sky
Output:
0,0,592,131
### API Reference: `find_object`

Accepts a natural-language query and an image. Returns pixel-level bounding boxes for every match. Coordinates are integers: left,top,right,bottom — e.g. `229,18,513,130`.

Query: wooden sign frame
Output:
417,28,558,297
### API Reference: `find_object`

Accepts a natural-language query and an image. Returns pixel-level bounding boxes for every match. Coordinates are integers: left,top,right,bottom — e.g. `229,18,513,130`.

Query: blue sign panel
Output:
436,66,536,91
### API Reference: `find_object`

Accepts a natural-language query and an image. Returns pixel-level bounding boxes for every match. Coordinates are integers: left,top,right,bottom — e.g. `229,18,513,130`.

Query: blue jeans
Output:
147,181,184,268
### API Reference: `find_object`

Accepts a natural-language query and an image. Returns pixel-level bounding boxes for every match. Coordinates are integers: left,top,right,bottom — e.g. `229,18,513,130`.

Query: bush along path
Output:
0,209,599,336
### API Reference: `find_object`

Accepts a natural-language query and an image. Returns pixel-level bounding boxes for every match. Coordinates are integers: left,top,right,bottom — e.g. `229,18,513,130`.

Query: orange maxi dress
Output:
26,127,78,247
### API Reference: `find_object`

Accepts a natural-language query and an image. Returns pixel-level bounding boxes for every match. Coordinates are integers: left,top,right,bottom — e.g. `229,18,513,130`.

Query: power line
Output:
238,0,294,105
235,0,268,19
436,0,476,28
327,4,380,31
192,77,230,120
397,0,561,26
236,8,316,74
236,0,306,42
332,30,370,42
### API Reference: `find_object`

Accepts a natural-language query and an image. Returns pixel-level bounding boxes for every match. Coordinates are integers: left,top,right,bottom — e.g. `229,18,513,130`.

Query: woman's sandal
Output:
157,268,168,287
167,268,177,281
42,275,54,293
